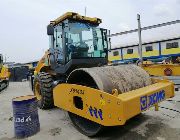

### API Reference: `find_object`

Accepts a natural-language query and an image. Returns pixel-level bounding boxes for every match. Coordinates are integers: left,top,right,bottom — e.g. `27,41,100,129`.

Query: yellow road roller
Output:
31,12,175,136
141,60,180,76
0,54,10,91
141,61,180,90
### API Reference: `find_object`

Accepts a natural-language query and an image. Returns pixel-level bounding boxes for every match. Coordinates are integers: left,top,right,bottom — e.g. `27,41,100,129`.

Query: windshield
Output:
65,22,108,61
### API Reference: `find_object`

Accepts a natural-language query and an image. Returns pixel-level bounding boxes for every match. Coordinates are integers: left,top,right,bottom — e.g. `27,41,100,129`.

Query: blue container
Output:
12,95,40,138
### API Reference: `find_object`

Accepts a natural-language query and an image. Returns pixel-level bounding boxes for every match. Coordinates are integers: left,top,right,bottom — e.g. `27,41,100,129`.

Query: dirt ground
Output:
0,82,180,140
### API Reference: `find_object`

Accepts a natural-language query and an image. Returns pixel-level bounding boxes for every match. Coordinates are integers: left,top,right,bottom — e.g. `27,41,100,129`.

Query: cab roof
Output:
50,12,102,26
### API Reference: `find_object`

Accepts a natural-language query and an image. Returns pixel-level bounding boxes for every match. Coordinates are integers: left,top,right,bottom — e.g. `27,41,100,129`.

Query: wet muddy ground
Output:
0,82,180,140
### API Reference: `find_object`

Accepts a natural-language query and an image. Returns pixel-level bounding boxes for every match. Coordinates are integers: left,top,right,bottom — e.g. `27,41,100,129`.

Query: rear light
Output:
164,68,172,76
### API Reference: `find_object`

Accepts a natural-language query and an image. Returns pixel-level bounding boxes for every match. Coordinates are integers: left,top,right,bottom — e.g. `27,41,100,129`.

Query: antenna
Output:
85,6,87,16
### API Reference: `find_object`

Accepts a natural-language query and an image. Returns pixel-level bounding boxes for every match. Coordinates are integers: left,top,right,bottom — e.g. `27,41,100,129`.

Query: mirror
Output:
47,24,54,35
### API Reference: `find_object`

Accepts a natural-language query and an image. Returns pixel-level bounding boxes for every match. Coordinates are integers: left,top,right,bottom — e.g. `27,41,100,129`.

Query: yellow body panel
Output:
0,65,10,80
108,50,159,62
142,64,180,76
108,55,121,61
35,51,50,74
162,48,180,55
53,79,174,126
51,12,101,26
142,50,159,57
123,53,139,59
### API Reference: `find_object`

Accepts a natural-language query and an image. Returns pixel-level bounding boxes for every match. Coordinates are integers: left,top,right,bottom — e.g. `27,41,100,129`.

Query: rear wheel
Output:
33,72,54,109
0,80,9,92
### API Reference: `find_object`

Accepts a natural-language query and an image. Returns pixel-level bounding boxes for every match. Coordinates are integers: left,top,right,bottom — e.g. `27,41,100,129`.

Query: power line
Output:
110,19,180,37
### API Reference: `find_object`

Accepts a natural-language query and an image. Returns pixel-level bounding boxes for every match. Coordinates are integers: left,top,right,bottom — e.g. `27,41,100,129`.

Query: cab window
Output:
54,26,63,49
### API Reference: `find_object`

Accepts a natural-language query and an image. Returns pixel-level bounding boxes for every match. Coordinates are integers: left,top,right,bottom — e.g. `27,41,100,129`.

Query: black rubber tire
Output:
67,80,104,137
33,72,54,109
0,80,8,92
68,112,104,137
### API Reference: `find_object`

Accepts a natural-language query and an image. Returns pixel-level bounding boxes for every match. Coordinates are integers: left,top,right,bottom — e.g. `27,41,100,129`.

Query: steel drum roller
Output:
67,65,152,136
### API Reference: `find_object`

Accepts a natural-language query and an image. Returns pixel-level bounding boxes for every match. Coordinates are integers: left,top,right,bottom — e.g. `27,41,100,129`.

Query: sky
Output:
0,0,180,63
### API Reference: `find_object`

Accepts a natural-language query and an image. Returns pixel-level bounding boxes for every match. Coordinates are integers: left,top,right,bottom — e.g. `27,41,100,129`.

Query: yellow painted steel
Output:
53,79,174,126
142,61,153,64
142,64,180,76
35,51,50,74
162,48,180,55
34,82,42,100
108,55,121,62
0,65,10,80
109,50,160,62
123,53,139,59
142,50,159,57
51,12,102,26
110,48,180,62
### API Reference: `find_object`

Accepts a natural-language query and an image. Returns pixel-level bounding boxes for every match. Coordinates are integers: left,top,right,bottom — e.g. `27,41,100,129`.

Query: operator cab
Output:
47,12,110,74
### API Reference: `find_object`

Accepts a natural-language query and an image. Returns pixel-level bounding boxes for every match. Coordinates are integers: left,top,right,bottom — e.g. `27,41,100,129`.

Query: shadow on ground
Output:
94,114,180,140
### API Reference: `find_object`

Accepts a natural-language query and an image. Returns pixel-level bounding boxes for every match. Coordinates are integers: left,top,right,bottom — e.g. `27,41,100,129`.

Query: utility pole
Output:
137,14,143,62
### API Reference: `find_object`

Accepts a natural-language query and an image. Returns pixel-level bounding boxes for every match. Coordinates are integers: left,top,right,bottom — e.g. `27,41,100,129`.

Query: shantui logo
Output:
140,90,165,111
